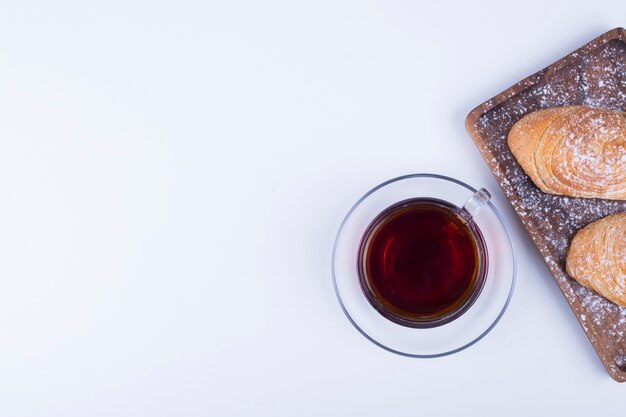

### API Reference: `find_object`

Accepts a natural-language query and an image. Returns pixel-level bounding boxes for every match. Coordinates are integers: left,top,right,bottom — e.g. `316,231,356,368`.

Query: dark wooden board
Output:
466,28,626,382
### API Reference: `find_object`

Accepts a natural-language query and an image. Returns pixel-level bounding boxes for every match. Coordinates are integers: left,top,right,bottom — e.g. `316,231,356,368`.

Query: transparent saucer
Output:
332,173,516,357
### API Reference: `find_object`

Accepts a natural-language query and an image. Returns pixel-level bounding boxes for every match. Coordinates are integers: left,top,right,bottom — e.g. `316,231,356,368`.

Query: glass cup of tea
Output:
332,174,515,357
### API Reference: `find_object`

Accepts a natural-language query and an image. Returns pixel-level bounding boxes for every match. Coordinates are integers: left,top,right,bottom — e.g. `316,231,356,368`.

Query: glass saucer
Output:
331,173,516,357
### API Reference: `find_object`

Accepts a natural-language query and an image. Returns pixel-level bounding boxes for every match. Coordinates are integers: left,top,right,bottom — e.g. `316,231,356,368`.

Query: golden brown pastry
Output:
508,106,626,200
566,213,626,306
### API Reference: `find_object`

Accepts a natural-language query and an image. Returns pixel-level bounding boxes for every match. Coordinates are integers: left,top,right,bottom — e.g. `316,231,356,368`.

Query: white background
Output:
0,1,624,416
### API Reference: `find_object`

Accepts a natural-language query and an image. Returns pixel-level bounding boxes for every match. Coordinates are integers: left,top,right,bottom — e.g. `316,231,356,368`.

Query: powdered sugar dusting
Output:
577,285,625,338
471,37,626,374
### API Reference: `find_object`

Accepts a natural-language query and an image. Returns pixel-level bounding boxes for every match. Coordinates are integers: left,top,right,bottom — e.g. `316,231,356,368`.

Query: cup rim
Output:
356,197,489,328
331,173,517,358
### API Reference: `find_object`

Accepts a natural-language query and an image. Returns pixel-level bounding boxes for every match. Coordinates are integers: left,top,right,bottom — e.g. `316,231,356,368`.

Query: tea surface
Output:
358,198,485,326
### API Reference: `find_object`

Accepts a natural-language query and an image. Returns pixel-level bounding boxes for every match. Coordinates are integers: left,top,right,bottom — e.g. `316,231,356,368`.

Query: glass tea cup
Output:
357,189,491,328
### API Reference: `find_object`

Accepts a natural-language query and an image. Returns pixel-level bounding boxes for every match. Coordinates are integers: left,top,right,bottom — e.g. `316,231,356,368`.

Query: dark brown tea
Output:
358,198,487,328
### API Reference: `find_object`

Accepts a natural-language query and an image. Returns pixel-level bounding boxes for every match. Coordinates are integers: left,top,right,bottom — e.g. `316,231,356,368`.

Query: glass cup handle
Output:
458,188,491,221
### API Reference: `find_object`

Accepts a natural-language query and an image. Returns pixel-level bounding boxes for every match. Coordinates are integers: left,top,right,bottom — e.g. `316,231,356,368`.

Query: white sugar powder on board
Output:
472,40,626,340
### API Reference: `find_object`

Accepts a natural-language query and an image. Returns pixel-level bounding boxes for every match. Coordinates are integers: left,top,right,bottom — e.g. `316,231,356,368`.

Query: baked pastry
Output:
508,106,626,200
566,213,626,306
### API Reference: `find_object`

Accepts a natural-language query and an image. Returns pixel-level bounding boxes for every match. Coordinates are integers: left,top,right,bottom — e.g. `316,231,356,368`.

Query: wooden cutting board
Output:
466,27,626,382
